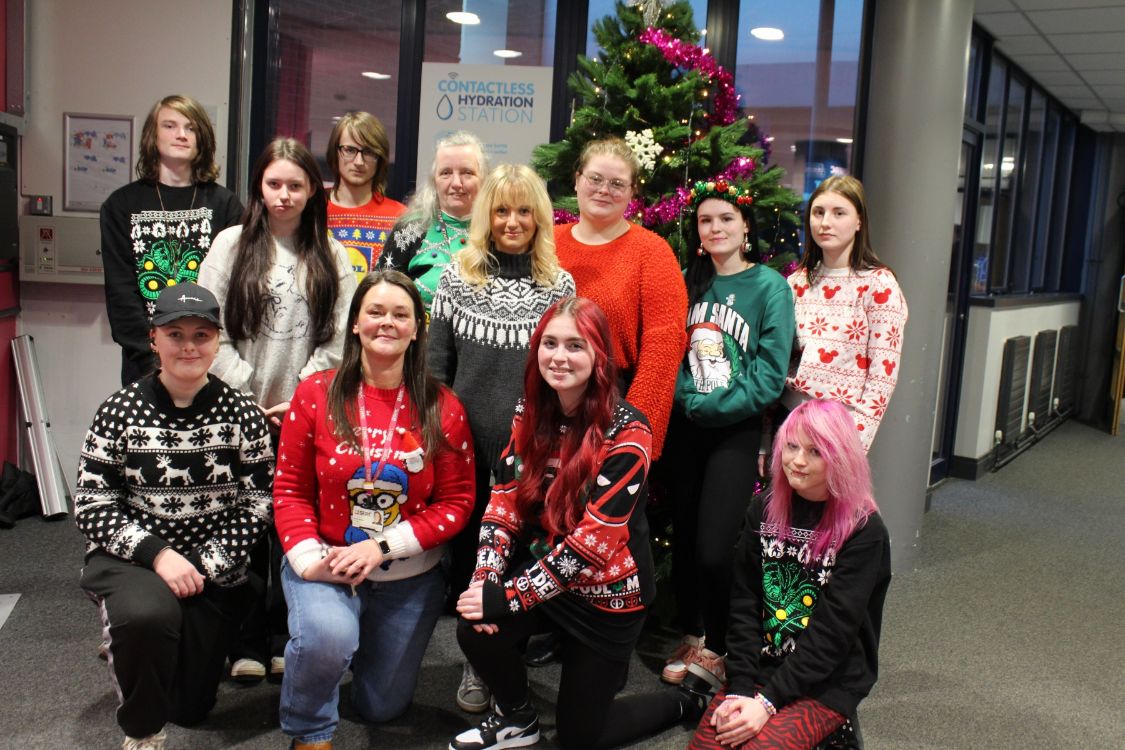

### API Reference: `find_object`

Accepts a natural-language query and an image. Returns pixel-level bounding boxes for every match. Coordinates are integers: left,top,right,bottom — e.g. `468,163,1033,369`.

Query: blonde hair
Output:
575,136,640,187
459,164,562,289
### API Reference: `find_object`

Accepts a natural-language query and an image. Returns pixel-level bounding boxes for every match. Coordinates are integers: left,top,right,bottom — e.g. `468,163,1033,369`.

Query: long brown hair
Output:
799,175,893,285
516,297,619,536
225,138,339,345
327,271,449,458
136,94,220,183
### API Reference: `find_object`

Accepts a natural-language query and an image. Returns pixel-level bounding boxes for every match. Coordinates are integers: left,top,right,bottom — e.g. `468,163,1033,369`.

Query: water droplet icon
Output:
436,94,454,120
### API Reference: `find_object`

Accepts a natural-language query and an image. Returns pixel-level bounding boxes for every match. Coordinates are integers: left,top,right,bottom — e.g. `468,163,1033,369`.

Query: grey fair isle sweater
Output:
427,251,575,471
197,226,358,409
74,374,275,586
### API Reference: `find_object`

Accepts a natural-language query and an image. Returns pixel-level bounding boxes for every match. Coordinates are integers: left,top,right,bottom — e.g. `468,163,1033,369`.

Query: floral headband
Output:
687,179,754,212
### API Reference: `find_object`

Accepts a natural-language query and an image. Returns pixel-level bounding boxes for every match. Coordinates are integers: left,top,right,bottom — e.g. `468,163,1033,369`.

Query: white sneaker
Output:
230,657,266,683
269,655,285,683
122,729,166,750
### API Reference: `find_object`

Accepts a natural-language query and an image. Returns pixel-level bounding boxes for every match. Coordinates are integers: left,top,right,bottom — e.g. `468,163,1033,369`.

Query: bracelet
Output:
754,692,777,716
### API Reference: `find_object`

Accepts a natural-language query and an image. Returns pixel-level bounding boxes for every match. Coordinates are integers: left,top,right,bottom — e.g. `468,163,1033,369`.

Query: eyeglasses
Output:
338,144,379,163
581,172,632,196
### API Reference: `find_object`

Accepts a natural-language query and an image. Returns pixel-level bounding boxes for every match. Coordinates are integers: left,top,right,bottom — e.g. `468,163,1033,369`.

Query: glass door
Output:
930,133,980,484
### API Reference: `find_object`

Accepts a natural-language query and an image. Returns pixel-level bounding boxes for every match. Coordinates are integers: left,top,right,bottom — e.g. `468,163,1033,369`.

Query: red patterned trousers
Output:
687,690,846,750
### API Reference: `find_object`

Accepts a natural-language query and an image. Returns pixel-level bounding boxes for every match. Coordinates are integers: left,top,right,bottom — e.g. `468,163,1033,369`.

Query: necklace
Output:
437,213,468,250
356,384,406,489
156,182,198,212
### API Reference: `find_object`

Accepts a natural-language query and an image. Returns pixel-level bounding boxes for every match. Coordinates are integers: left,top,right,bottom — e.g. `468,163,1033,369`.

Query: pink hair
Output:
766,400,878,562
517,297,618,536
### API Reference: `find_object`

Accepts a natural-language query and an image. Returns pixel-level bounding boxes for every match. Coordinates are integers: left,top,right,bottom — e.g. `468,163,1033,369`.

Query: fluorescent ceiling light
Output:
362,71,391,80
447,11,480,25
493,49,522,59
751,27,784,41
836,137,854,144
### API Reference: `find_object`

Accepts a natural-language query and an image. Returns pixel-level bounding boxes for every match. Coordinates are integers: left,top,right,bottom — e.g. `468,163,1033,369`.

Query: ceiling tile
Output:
1101,98,1125,109
1082,69,1125,85
1011,54,1071,72
1032,70,1085,86
995,35,1055,54
1091,84,1125,97
1047,83,1098,97
1028,8,1125,34
977,12,1039,35
1048,31,1125,53
1062,97,1105,109
976,0,1018,11
1015,0,1125,10
1065,52,1125,70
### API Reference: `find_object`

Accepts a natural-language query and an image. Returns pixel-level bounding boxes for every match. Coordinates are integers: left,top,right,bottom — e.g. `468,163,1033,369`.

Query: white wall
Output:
953,300,1081,460
17,0,235,479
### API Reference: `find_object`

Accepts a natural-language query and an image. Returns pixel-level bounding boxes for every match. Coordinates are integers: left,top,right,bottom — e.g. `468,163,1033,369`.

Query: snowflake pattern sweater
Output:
328,194,406,281
554,223,688,459
475,400,655,620
274,371,475,582
100,181,243,373
675,264,795,427
428,251,575,470
197,226,358,409
74,374,274,586
786,266,908,451
726,495,891,717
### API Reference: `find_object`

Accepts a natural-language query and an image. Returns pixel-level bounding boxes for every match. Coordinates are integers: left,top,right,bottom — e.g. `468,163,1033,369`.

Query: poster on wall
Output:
417,63,553,180
63,113,134,211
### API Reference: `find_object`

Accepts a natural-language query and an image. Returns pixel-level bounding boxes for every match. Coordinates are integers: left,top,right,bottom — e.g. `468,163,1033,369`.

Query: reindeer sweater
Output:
74,374,274,586
785,266,908,452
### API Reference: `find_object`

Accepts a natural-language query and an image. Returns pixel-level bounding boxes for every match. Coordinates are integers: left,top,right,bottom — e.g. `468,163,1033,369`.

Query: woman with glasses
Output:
325,111,406,278
378,131,488,314
554,137,688,461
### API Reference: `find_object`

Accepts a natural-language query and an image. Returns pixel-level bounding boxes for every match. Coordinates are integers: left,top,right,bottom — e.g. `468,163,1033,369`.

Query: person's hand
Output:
262,401,291,429
456,580,487,621
153,548,205,598
712,695,771,746
298,556,353,584
472,622,500,635
325,541,383,584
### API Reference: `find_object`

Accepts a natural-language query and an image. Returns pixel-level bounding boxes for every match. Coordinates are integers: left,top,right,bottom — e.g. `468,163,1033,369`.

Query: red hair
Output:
766,399,879,563
516,297,618,535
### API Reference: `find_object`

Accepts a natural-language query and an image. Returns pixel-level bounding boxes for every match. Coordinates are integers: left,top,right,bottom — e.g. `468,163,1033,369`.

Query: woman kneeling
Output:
689,399,891,750
274,270,475,749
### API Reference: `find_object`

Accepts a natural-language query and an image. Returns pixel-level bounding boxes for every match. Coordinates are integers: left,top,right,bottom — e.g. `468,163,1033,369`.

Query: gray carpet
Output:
1,419,1121,749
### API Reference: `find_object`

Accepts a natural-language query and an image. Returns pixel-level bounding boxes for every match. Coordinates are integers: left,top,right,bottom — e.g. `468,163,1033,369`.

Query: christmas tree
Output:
532,0,802,269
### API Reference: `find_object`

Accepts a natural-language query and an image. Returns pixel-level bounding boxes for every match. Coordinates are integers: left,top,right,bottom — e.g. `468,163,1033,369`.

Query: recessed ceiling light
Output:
493,49,523,59
447,11,480,25
836,137,854,144
751,27,784,41
362,71,391,80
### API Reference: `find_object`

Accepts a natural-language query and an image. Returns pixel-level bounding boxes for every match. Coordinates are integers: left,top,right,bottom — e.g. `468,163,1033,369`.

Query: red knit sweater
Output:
554,223,687,459
274,371,475,581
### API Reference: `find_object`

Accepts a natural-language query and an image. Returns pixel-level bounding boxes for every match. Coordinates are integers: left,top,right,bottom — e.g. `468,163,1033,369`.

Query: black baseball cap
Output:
151,282,222,327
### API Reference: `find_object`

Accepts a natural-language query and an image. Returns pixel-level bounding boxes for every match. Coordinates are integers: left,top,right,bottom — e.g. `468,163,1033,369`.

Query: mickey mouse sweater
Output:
786,266,908,451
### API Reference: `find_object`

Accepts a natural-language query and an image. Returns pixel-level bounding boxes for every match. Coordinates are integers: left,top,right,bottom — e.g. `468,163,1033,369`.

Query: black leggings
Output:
457,611,682,750
668,414,761,654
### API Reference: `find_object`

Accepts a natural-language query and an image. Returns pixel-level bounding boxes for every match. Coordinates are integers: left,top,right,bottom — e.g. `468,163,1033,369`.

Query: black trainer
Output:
449,702,540,750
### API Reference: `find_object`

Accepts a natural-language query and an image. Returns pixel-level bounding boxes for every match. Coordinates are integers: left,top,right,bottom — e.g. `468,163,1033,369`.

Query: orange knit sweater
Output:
554,223,688,458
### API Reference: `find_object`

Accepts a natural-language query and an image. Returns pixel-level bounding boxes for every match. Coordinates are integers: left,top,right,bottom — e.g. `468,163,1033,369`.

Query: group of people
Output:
75,93,907,750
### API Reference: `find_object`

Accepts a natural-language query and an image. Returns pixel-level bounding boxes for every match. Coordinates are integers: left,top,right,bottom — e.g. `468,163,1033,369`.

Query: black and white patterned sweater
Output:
74,373,274,586
427,251,575,471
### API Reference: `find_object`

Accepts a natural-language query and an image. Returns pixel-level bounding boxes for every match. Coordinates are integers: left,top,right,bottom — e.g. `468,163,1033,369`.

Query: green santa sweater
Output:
674,263,795,427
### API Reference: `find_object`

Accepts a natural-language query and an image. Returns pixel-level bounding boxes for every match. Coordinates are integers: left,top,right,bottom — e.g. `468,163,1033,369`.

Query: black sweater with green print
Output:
726,494,891,716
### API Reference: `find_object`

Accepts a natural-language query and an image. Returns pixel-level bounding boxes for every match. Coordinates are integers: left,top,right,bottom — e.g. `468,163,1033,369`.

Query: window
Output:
733,0,866,198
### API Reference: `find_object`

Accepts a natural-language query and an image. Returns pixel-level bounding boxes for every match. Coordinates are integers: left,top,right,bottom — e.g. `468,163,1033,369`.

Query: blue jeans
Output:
278,558,445,743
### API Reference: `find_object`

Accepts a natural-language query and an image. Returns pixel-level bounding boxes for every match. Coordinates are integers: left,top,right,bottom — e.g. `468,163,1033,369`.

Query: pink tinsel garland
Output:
637,27,740,125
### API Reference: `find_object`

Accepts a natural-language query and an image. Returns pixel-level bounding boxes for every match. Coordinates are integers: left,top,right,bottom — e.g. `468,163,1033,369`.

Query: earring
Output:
742,233,750,253
696,246,705,256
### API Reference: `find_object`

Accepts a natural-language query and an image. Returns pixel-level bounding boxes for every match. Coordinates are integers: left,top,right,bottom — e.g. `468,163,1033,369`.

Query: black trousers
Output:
666,413,761,654
230,527,289,662
80,552,251,738
457,610,682,750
